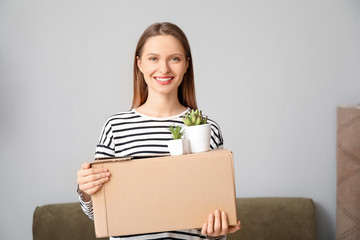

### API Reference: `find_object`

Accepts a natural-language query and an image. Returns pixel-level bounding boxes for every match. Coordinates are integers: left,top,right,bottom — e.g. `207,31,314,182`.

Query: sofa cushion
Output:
228,198,316,240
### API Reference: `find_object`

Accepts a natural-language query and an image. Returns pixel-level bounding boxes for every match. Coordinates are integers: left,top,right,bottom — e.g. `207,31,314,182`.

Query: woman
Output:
77,22,241,240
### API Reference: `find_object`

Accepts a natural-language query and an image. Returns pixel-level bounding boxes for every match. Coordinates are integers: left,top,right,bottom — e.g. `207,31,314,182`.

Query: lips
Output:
154,76,174,85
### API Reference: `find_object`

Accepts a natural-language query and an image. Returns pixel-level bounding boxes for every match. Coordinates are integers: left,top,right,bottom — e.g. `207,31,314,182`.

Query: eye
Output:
149,57,158,61
170,57,181,62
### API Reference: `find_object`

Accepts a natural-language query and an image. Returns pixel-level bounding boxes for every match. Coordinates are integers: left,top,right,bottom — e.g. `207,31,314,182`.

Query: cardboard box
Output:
91,148,237,237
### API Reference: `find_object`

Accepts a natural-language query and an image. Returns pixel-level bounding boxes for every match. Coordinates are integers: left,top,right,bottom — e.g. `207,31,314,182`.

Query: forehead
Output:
141,35,185,56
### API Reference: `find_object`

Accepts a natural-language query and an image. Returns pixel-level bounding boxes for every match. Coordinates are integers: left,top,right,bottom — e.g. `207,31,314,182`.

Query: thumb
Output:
229,220,241,233
81,162,91,170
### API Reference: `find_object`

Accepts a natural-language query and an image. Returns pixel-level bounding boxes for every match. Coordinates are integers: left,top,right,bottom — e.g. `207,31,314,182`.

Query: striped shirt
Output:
78,108,225,240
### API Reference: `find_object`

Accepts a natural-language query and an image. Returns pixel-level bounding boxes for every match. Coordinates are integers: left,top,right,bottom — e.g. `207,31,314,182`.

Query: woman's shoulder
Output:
103,109,141,125
206,116,224,148
207,117,221,130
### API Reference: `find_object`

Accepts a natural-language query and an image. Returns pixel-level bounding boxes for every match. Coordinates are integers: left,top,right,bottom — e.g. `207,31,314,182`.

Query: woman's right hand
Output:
77,162,111,202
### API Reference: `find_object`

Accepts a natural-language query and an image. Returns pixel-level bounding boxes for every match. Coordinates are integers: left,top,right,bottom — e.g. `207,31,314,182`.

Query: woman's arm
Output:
76,117,115,219
76,162,111,220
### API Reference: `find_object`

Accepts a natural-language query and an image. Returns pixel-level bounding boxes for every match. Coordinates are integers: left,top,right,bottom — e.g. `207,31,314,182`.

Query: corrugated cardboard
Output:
91,148,237,238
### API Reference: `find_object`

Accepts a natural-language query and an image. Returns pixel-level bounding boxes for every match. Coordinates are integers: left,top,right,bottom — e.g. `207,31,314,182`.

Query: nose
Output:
159,60,170,74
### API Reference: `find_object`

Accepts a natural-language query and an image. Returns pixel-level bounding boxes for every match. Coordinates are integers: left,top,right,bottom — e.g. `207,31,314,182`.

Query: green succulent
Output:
169,125,185,140
182,109,208,126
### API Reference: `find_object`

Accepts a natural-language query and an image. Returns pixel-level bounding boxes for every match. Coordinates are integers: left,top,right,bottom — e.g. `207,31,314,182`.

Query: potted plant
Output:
168,125,190,156
182,109,211,153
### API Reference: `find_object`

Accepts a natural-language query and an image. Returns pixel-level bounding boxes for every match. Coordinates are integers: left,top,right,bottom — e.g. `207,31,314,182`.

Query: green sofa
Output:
33,198,316,240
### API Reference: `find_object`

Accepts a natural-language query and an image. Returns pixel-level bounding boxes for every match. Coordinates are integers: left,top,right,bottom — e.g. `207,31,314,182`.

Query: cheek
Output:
143,73,153,85
172,63,186,74
179,65,188,75
142,65,157,76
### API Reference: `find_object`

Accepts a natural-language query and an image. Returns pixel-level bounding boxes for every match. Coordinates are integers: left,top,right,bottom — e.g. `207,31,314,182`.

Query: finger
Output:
201,223,208,236
78,167,109,178
83,184,103,195
78,170,111,185
221,211,229,235
77,163,92,178
207,213,214,235
79,166,109,177
213,210,221,236
79,175,110,192
81,162,91,170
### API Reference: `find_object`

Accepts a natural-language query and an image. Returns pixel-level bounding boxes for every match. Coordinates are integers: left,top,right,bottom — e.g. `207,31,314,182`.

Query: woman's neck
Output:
136,92,187,118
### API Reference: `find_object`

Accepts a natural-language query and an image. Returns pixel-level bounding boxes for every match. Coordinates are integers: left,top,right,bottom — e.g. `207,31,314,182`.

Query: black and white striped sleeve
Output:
77,118,116,220
77,185,94,220
206,235,226,240
95,119,116,159
208,119,224,149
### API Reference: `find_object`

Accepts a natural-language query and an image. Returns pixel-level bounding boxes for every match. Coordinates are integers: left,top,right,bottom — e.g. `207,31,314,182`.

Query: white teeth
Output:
155,77,172,82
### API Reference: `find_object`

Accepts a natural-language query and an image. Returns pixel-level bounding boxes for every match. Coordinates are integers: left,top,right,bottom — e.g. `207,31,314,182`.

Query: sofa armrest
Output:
33,202,108,240
228,198,316,240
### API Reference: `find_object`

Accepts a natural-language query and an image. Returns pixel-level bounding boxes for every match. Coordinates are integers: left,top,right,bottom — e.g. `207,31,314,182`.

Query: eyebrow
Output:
145,53,184,57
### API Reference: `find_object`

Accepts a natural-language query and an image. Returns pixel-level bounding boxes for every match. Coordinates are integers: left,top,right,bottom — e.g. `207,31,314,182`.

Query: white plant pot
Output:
183,124,211,153
167,139,190,156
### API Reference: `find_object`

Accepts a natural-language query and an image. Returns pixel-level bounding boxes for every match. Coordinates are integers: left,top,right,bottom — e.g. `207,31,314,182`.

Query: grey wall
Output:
1,0,359,239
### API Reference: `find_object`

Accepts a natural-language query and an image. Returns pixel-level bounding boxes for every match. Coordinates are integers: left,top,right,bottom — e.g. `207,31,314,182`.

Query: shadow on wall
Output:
314,201,334,240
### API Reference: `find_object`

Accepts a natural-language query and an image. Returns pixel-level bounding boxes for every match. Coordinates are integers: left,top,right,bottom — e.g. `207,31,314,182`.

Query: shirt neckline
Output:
132,107,190,120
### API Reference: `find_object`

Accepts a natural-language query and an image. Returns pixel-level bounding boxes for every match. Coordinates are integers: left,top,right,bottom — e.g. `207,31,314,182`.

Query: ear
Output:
137,56,143,73
185,57,190,72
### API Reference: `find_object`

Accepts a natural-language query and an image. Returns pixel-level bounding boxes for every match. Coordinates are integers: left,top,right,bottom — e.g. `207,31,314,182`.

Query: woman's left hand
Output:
201,209,241,237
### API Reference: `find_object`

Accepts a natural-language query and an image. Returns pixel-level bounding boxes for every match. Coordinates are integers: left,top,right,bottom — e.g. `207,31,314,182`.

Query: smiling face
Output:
137,35,189,98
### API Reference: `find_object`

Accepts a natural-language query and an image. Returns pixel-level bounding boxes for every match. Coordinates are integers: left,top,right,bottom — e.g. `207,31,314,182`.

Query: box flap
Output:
91,154,171,165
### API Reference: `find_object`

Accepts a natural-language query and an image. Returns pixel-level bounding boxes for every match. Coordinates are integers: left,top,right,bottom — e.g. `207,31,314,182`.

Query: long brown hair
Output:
131,22,197,109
